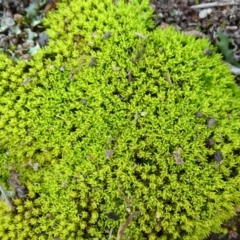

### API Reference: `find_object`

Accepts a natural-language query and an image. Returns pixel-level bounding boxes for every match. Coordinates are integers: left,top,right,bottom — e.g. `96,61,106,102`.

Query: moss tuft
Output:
1,0,240,239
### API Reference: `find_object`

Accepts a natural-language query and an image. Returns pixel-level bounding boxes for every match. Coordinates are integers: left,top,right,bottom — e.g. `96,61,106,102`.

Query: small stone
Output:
199,9,208,19
0,34,8,48
103,32,111,39
160,22,169,29
37,32,49,47
2,17,15,27
14,14,23,22
214,151,223,162
207,138,215,148
207,117,215,128
19,54,30,60
105,212,119,220
10,38,18,45
195,112,203,118
204,48,213,56
199,8,212,19
206,8,212,15
234,32,240,38
235,38,240,45
22,42,30,49
15,49,23,55
5,11,13,18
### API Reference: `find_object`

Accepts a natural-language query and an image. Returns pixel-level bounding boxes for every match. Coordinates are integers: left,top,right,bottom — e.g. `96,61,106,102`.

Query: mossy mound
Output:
1,0,240,239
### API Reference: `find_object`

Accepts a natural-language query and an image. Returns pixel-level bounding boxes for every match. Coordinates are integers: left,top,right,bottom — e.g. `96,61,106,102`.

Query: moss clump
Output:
1,0,240,239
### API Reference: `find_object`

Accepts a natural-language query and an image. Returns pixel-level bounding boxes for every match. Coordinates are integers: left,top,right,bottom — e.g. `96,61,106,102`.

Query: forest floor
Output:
152,0,240,85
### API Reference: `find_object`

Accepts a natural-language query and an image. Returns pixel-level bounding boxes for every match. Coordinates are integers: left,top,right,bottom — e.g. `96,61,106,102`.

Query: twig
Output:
55,114,67,121
108,228,114,240
116,211,140,240
227,63,240,75
190,0,240,9
184,30,206,38
166,70,173,84
0,184,15,211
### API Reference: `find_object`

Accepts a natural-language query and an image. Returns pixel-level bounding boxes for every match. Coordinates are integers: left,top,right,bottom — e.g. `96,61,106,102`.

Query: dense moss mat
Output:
1,0,240,239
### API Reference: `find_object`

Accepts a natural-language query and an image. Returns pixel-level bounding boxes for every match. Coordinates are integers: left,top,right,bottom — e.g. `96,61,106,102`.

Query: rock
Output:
37,32,49,47
214,151,224,162
199,8,212,19
13,14,23,22
206,8,212,15
207,117,216,128
199,9,208,19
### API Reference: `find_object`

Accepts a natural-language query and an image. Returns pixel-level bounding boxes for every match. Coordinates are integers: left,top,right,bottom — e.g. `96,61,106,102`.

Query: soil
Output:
152,0,240,85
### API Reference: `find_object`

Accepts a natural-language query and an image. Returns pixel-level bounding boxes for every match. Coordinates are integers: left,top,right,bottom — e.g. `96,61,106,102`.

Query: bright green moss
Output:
1,0,240,239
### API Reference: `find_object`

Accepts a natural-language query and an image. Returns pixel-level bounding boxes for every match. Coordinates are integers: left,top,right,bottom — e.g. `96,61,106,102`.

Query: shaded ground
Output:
152,0,240,84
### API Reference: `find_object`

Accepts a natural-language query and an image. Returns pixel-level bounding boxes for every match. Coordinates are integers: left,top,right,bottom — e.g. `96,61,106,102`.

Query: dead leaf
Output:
8,169,21,189
116,211,140,240
44,0,59,13
229,230,238,239
16,185,28,200
69,69,77,81
173,150,185,165
166,70,172,84
32,163,39,171
105,149,113,159
22,77,33,85
88,57,96,67
133,111,138,124
134,32,147,40
8,169,28,200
